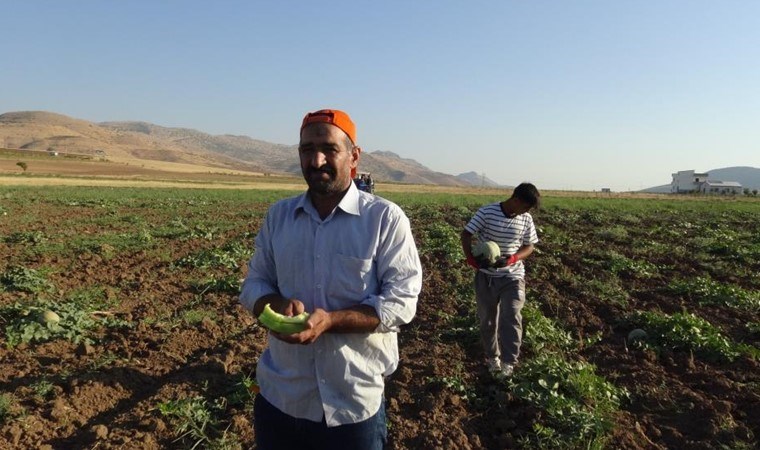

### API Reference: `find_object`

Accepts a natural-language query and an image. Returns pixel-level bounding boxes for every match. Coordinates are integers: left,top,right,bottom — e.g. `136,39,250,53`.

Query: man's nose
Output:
309,151,327,167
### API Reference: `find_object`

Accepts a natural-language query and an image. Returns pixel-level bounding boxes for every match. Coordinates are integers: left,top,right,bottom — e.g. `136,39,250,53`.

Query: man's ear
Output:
351,146,362,167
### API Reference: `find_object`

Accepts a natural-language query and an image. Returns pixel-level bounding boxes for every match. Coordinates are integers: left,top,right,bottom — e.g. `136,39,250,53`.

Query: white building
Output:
671,170,743,195
699,180,743,195
671,170,708,193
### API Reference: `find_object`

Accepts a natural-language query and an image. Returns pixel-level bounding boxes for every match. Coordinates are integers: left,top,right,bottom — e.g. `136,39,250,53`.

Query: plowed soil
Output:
0,186,758,449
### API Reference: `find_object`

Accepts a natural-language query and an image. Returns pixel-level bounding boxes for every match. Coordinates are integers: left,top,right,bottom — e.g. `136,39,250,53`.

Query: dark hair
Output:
511,182,541,208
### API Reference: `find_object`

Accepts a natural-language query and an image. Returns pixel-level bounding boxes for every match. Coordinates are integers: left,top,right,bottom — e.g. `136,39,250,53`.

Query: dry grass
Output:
3,148,749,200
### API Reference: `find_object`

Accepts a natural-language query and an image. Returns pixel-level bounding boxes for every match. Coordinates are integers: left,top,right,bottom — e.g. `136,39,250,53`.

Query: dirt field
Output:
1,163,758,449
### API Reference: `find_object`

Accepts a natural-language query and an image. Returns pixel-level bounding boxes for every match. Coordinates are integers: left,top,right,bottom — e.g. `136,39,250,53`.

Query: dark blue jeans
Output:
254,394,387,450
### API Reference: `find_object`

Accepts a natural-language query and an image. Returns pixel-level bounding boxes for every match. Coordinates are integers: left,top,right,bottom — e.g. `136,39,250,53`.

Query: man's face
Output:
299,123,359,195
512,198,533,215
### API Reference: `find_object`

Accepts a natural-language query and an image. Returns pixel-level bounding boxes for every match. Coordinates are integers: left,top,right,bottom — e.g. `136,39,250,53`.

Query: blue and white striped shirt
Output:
464,202,538,279
240,182,422,426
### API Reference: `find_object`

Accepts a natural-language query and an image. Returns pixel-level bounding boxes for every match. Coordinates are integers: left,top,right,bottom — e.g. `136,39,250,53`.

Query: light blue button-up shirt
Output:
240,182,422,427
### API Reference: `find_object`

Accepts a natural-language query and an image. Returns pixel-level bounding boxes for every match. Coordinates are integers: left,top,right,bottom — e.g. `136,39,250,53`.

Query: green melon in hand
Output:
258,303,310,334
472,240,501,265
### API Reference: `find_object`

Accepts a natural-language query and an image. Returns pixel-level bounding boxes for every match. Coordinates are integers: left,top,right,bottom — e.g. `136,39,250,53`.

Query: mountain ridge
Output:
5,112,756,192
1,111,482,187
456,171,504,188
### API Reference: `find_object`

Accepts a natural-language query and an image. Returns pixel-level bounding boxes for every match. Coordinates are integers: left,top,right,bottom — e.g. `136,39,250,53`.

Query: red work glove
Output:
493,254,519,268
466,255,480,269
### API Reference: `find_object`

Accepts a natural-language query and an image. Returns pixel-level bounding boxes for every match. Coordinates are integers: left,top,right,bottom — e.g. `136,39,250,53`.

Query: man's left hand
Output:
271,308,331,345
493,254,519,268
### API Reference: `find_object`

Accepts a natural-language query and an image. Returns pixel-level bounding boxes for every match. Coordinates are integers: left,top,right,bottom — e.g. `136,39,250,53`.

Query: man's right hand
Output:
467,255,489,269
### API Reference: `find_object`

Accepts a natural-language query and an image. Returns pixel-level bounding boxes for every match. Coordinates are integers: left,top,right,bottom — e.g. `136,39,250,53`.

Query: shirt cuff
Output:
361,294,416,333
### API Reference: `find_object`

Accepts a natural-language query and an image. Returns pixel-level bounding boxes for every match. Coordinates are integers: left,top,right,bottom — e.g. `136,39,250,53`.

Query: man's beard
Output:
304,167,345,195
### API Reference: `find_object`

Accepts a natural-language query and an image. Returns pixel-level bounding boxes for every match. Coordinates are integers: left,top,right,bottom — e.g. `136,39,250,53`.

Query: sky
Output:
2,1,759,191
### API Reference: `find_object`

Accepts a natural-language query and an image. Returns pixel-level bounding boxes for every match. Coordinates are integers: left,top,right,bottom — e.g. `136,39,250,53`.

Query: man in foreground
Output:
240,109,422,449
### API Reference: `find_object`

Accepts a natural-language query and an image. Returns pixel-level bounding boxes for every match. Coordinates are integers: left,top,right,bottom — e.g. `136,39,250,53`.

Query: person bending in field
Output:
460,182,540,379
240,109,422,450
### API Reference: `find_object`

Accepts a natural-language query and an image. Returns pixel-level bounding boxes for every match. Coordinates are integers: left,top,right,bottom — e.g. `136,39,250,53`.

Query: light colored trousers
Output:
474,273,526,365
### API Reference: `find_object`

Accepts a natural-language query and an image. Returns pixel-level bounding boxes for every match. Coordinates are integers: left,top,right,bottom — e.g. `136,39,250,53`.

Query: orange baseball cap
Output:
301,109,356,144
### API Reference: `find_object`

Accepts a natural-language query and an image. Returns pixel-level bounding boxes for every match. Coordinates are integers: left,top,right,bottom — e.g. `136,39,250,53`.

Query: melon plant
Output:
39,310,61,326
627,328,647,345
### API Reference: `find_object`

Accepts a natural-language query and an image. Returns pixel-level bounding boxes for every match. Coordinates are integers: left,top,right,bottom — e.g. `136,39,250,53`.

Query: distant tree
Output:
753,189,758,196
16,161,27,172
744,188,751,196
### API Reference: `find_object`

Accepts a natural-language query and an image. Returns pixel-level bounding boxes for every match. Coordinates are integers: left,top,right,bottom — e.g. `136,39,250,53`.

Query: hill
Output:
704,166,760,190
101,123,469,186
641,166,760,193
456,171,504,188
640,183,674,194
0,111,264,172
1,111,478,186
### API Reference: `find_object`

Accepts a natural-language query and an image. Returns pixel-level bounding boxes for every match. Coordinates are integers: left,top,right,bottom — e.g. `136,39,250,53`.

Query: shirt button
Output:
316,284,322,289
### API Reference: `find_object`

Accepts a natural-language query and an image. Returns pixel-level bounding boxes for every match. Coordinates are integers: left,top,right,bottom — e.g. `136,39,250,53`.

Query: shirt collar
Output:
294,181,361,219
338,181,361,216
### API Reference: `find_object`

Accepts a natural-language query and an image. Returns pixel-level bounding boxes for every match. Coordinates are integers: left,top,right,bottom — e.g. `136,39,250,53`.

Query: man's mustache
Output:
306,167,335,177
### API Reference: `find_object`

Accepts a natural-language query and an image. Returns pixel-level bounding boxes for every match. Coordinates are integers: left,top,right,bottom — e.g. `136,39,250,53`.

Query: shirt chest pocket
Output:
326,254,374,308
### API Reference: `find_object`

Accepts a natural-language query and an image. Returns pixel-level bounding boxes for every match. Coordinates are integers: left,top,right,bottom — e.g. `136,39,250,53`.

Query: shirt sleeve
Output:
463,207,485,235
360,206,422,332
523,214,539,245
239,208,280,313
